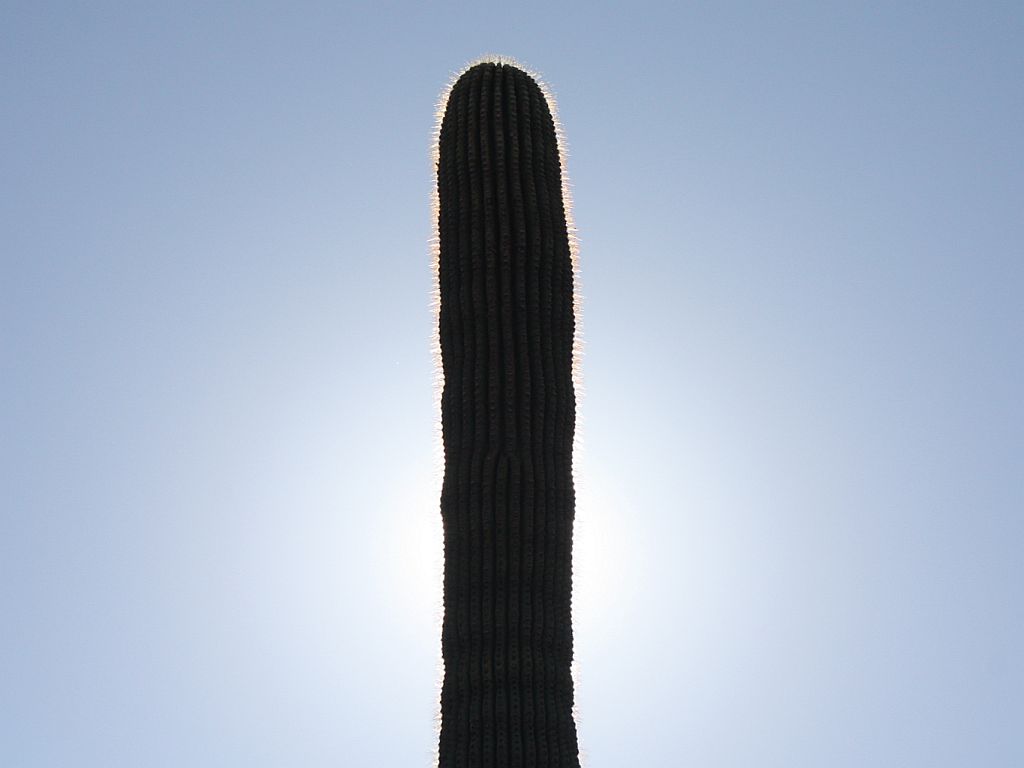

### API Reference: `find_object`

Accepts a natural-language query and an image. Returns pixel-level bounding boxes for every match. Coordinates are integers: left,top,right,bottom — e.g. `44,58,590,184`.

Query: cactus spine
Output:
433,58,581,767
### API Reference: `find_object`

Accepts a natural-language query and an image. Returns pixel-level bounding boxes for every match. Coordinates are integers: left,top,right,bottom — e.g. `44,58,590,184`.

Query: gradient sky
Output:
2,2,1022,766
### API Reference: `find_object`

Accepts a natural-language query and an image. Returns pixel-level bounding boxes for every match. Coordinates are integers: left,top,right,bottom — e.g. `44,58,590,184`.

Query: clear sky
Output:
2,2,1022,766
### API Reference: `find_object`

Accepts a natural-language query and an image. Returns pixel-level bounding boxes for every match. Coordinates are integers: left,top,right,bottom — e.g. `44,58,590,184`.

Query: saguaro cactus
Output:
432,58,581,767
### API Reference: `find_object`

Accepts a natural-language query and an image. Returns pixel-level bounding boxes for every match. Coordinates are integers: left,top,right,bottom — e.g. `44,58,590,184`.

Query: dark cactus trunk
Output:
434,60,581,767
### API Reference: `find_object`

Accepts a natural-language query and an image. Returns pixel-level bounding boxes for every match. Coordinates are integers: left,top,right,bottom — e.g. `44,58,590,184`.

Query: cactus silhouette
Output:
432,58,581,767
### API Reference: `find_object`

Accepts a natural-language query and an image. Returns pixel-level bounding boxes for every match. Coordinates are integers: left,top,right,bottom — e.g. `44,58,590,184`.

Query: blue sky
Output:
2,2,1022,766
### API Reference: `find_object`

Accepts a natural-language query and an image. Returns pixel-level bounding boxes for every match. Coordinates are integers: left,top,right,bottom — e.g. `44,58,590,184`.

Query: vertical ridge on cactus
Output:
433,59,582,767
